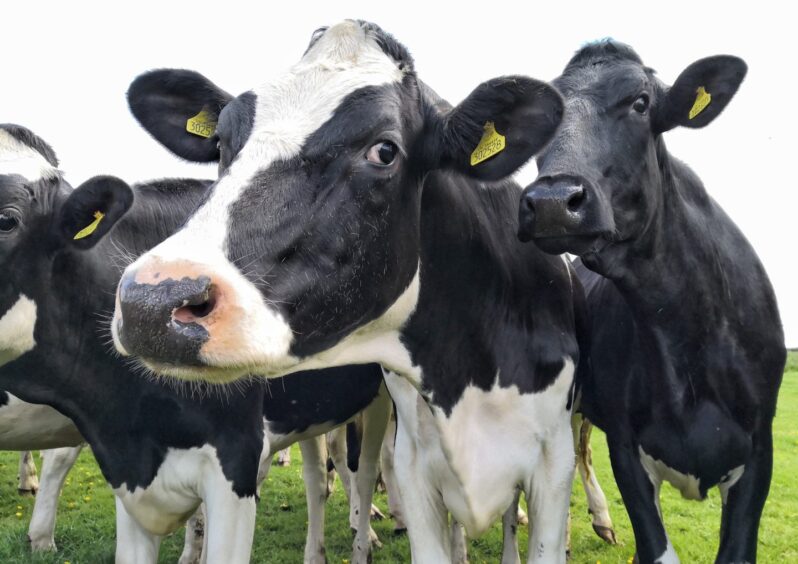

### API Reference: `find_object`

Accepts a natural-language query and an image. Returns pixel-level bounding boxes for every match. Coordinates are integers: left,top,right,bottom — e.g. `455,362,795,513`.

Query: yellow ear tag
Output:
688,86,712,120
186,108,217,138
73,210,105,240
470,121,506,166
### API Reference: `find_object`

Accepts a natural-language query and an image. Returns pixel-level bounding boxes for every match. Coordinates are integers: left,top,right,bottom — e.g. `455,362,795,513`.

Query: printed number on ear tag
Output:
186,108,217,138
470,121,506,166
73,211,105,240
688,86,712,120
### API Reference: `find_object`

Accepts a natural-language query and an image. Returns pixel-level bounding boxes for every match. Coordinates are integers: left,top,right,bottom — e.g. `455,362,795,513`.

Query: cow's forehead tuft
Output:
0,126,60,182
564,40,644,74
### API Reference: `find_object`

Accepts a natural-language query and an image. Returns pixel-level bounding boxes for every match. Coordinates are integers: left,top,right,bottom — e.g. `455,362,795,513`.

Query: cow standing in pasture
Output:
112,20,582,563
0,123,392,563
519,41,785,563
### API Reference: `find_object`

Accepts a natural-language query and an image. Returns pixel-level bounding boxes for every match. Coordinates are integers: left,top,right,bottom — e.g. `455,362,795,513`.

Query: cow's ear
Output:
58,176,134,249
424,76,563,181
655,55,747,133
128,69,233,162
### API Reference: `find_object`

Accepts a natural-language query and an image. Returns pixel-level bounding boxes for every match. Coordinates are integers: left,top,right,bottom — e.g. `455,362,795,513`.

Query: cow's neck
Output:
400,170,577,414
589,139,778,365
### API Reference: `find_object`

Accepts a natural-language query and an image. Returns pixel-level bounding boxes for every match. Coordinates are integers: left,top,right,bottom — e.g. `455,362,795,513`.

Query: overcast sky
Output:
3,1,795,346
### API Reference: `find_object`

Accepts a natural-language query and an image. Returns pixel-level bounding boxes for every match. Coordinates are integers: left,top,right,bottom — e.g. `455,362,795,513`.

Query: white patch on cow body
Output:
124,21,407,376
386,358,575,537
639,446,703,501
114,444,252,537
0,394,83,450
656,541,680,564
718,464,745,504
0,294,38,366
0,129,59,182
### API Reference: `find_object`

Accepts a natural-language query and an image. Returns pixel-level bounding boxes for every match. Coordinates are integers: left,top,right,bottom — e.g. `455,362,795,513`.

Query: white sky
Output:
3,1,795,346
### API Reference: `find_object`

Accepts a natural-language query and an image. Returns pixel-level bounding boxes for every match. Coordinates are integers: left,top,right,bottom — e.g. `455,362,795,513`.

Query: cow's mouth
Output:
531,233,609,256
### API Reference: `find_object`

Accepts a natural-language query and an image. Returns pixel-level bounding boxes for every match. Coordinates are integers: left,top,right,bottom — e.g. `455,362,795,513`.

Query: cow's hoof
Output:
369,504,386,521
27,535,56,552
592,523,618,545
18,488,37,496
392,527,407,536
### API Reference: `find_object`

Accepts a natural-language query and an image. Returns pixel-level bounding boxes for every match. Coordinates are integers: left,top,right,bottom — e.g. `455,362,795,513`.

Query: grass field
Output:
0,352,796,563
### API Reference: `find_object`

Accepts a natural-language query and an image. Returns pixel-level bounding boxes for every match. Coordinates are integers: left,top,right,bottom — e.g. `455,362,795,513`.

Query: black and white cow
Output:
518,41,785,563
0,123,390,563
111,20,581,562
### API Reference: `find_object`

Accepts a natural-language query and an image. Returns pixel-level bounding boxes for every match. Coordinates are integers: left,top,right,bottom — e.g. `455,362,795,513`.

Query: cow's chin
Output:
532,234,608,257
137,355,299,385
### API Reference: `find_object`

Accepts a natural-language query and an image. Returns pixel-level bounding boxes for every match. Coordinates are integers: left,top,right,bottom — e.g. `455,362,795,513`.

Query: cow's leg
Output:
351,386,390,563
451,520,469,564
501,489,522,564
327,426,354,505
27,446,82,551
526,418,574,564
18,450,39,495
115,497,161,564
200,475,257,564
380,412,407,533
716,425,773,564
392,416,450,559
299,436,329,564
572,415,616,544
177,505,205,564
276,447,292,466
607,439,675,564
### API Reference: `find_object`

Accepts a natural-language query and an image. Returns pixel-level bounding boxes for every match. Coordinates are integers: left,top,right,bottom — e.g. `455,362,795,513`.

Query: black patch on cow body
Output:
401,171,579,415
0,391,8,408
263,364,382,437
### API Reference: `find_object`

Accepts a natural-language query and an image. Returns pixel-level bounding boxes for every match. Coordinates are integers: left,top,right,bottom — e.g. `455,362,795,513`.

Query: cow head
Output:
113,20,563,383
0,124,132,365
518,41,746,268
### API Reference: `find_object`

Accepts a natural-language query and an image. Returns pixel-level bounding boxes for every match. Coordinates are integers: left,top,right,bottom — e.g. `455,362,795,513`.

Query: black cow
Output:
110,20,580,562
519,41,785,563
0,123,388,563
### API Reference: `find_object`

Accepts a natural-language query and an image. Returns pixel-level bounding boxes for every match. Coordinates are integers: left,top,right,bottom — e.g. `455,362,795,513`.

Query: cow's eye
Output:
366,141,398,166
632,94,649,114
0,212,19,233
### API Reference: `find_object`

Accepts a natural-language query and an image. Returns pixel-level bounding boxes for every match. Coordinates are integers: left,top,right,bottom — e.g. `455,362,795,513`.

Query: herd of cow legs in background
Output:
6,410,617,562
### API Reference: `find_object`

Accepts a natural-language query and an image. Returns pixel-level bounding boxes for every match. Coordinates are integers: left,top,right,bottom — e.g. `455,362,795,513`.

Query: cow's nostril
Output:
173,286,218,324
567,188,586,212
522,193,536,213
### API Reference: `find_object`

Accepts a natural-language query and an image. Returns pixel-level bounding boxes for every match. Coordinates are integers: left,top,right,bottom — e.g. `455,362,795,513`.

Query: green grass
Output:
1,352,796,563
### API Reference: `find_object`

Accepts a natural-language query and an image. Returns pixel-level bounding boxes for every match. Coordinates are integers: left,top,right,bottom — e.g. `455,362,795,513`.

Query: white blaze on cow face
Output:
0,294,37,365
116,20,408,378
0,130,58,182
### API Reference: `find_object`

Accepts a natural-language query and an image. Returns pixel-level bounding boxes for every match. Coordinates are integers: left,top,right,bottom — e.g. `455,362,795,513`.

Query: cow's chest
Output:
114,444,250,535
385,358,574,536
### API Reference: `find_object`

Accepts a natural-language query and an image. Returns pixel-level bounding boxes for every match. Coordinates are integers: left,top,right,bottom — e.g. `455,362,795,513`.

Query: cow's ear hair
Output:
424,76,563,181
58,176,134,249
128,69,233,163
655,55,747,133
